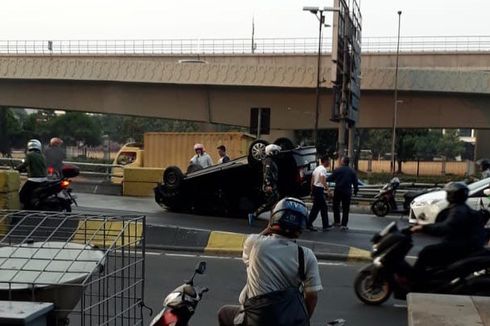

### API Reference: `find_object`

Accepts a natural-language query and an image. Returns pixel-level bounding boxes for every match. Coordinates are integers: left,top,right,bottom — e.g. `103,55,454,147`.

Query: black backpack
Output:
242,246,309,326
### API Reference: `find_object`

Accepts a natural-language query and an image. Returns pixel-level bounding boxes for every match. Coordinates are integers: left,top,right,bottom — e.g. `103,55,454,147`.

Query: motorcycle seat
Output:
431,253,490,279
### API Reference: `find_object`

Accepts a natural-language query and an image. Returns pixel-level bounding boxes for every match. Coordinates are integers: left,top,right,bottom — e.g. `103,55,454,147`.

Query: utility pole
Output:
390,11,402,175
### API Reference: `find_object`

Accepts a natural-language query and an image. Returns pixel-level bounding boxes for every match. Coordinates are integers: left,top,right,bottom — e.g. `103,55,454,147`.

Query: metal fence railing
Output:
0,36,488,55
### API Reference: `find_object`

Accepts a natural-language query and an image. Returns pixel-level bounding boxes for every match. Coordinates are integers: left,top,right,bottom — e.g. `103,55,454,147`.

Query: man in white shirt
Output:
307,155,332,231
218,198,322,326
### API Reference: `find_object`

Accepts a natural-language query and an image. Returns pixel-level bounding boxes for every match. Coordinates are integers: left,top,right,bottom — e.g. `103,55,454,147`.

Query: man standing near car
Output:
248,144,281,225
327,156,358,230
217,145,230,164
307,155,332,232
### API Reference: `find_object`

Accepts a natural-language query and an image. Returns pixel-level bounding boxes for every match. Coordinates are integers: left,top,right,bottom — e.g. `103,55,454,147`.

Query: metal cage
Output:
0,210,146,326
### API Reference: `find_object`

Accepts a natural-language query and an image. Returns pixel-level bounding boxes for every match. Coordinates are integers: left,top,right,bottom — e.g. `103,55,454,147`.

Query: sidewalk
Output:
73,193,408,262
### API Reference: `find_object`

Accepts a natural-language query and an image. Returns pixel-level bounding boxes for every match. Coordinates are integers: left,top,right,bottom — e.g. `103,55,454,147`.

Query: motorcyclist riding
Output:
411,182,487,276
219,197,322,326
16,139,48,209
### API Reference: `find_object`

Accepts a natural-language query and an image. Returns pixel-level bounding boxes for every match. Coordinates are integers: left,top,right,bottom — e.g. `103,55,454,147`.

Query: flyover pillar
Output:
475,129,490,161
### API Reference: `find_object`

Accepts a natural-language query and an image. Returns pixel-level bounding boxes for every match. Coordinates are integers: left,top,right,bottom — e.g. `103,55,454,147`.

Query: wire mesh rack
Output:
0,210,146,326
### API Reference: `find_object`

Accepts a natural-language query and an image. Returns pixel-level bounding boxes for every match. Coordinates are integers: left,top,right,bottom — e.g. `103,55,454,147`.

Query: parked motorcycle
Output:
371,178,431,217
150,261,208,326
354,222,490,305
23,164,79,212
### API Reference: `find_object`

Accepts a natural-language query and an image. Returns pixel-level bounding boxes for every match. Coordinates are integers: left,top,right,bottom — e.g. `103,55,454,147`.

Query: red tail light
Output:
48,167,54,175
61,180,71,189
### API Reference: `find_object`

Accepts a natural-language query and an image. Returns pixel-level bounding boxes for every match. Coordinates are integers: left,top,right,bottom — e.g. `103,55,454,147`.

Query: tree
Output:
50,112,102,146
438,130,464,159
363,129,391,159
0,107,22,156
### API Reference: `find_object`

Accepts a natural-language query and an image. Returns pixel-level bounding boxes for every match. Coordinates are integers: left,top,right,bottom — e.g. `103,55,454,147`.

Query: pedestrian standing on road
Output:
218,197,322,326
327,157,358,231
45,137,65,178
189,143,213,168
217,145,230,164
479,159,490,179
307,155,333,232
247,144,281,225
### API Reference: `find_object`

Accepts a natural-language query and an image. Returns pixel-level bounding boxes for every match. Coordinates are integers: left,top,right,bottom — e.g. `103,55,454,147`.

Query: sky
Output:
0,0,487,40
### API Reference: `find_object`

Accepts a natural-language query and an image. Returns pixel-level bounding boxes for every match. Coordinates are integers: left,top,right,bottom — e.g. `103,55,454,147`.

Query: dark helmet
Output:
269,197,308,236
480,159,490,171
444,182,469,204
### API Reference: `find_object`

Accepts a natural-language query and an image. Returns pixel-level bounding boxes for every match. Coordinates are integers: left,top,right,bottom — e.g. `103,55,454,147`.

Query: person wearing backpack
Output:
218,197,322,326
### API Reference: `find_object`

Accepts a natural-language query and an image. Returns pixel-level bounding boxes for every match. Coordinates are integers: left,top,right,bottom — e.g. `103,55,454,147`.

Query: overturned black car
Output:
154,140,317,217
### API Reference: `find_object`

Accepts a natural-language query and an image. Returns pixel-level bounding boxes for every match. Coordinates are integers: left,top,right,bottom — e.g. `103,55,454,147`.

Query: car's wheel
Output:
248,140,269,164
163,166,184,189
371,199,390,217
354,271,392,305
274,137,294,150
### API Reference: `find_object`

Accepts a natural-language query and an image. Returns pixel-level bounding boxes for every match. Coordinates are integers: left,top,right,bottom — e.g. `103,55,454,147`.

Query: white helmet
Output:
27,139,42,151
265,144,281,157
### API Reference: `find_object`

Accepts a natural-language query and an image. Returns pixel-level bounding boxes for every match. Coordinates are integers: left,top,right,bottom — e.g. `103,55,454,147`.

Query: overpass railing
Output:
0,36,489,55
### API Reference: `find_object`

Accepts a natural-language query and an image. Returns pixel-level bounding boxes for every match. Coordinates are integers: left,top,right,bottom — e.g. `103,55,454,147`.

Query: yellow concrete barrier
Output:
72,219,143,248
123,167,164,183
0,192,20,210
0,212,10,237
123,181,157,197
205,231,247,255
0,170,20,192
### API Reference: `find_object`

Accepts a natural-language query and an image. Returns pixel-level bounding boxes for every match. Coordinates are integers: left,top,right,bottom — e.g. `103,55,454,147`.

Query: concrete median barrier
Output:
145,224,371,262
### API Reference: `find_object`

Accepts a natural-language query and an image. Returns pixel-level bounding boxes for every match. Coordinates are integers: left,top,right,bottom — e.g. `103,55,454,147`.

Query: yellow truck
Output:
112,132,255,195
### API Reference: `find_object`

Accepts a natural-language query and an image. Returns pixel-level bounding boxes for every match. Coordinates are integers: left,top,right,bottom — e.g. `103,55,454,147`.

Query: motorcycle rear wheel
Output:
371,199,390,217
354,271,392,305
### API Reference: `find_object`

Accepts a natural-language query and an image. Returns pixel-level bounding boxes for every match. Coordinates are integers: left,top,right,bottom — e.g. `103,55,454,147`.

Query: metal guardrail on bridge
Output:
0,36,489,55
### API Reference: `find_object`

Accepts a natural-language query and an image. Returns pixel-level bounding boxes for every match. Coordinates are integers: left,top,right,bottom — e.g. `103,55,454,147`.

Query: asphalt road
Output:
142,251,408,326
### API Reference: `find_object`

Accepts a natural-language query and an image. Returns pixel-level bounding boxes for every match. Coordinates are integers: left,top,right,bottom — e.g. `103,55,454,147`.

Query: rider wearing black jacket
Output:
412,182,486,275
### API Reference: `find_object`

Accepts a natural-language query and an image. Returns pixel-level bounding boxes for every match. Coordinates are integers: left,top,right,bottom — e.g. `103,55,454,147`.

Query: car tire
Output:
274,137,294,150
248,140,269,164
163,166,184,189
371,199,390,217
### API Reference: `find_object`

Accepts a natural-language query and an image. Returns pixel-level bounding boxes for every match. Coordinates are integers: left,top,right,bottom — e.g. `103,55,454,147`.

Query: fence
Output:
0,36,489,55
66,147,119,161
358,160,470,176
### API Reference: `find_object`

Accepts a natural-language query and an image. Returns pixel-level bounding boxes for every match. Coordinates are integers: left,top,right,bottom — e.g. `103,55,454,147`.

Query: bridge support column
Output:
475,129,490,161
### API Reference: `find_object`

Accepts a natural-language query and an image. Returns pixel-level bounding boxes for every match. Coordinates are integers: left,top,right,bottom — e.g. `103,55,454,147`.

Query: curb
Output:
145,224,371,263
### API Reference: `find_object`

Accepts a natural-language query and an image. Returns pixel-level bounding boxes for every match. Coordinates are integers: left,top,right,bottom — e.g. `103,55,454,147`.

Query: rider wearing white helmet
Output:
189,143,213,169
16,139,47,208
248,144,282,225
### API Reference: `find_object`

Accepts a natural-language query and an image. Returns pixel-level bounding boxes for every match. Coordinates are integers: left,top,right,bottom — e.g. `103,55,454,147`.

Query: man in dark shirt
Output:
217,145,230,164
16,139,47,208
411,182,486,275
326,157,358,230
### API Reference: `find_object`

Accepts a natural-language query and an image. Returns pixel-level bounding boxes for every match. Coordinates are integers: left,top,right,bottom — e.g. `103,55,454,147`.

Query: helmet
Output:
27,139,42,151
444,182,469,204
269,197,308,235
50,137,63,146
480,159,490,171
265,144,281,157
390,177,400,186
193,143,204,151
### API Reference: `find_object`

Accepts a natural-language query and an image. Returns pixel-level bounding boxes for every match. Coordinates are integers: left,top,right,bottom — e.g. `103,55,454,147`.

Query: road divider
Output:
145,224,371,262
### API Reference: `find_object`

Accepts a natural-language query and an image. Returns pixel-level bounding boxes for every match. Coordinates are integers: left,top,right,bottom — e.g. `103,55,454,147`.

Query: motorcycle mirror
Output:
195,261,206,274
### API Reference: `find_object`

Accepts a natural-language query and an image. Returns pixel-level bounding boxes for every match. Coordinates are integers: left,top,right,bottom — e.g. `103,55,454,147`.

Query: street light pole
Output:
313,12,325,148
304,6,338,149
391,10,402,175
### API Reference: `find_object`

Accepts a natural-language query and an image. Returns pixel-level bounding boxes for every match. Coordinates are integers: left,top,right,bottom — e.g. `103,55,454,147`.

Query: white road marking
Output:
164,253,199,258
393,304,407,308
318,262,348,267
145,251,162,256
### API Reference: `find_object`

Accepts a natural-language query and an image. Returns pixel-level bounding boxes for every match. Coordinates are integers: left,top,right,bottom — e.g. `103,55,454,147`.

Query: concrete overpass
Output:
0,36,489,140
